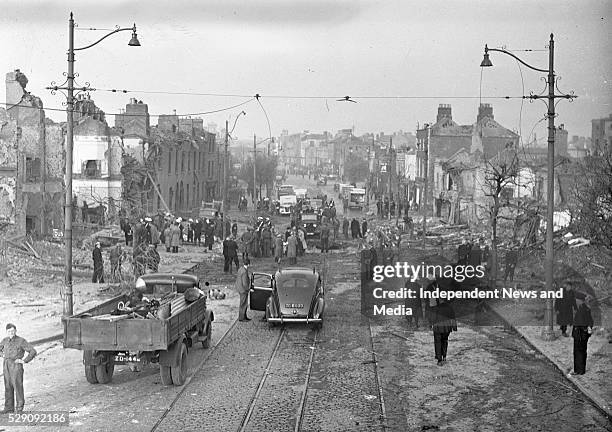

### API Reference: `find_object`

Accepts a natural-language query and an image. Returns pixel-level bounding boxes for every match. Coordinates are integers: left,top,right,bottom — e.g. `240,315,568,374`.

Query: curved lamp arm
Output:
229,111,246,135
75,25,138,51
483,45,549,73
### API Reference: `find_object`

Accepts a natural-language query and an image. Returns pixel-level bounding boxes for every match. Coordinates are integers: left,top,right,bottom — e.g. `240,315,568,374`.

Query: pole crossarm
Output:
73,26,136,51
485,46,549,73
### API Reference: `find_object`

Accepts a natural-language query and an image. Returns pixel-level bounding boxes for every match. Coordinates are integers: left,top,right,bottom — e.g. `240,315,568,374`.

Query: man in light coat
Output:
235,258,252,321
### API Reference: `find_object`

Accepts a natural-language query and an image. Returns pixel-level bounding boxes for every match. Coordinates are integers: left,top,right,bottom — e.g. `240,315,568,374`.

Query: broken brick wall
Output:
5,69,65,237
0,108,18,230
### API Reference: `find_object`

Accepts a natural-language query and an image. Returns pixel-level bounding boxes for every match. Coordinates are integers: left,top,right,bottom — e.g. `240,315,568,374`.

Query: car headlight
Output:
135,277,146,292
313,224,317,227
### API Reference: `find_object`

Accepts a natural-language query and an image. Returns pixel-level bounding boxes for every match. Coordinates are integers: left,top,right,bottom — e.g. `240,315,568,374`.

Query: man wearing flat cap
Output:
1,324,37,413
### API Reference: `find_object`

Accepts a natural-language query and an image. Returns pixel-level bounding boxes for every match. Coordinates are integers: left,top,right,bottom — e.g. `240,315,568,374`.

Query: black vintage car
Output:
249,268,325,329
300,213,320,238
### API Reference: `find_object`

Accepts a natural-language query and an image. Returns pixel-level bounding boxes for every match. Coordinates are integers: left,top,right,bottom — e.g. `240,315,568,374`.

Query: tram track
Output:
151,317,239,432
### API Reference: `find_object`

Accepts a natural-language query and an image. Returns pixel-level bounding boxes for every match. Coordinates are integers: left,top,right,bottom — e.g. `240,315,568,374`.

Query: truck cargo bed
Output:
63,294,207,351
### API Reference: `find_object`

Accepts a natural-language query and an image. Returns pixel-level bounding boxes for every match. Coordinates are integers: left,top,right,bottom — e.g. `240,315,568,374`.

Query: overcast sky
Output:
1,0,610,144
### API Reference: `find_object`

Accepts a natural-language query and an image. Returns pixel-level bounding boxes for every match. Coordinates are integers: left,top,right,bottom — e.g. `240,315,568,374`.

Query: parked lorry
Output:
63,273,214,386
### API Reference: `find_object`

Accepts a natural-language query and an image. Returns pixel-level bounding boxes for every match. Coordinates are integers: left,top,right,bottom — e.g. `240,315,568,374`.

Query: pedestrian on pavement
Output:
164,224,172,252
261,226,272,258
194,219,202,246
228,236,239,273
235,258,252,321
320,222,330,253
342,217,349,239
274,234,284,265
92,241,104,283
223,237,231,273
503,243,518,285
426,275,457,365
241,228,253,260
109,244,122,282
204,220,214,251
350,218,361,239
457,238,470,265
170,221,181,253
361,218,368,236
287,232,298,265
554,285,577,337
1,324,37,413
332,217,340,244
297,228,307,256
429,299,457,365
571,293,594,375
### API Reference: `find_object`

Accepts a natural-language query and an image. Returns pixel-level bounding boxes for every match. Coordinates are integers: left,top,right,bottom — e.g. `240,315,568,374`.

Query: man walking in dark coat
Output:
425,275,457,365
554,285,576,337
342,217,349,239
92,242,104,283
235,258,252,321
350,218,361,239
429,300,457,365
503,244,518,285
1,324,37,413
571,294,594,375
227,236,239,273
361,218,368,237
193,219,203,246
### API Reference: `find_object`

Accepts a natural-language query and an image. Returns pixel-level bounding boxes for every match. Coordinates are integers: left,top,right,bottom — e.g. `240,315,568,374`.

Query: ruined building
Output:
0,70,64,236
115,100,218,217
71,94,123,222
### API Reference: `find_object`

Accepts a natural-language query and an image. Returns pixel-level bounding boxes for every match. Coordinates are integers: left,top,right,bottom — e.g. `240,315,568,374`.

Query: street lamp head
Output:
128,24,140,46
480,44,493,67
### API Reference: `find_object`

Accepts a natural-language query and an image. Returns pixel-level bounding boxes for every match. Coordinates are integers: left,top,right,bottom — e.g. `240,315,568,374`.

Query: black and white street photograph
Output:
0,1,610,431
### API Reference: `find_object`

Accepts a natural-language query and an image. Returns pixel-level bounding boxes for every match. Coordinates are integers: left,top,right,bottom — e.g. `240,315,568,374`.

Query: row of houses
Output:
0,70,220,237
409,104,605,225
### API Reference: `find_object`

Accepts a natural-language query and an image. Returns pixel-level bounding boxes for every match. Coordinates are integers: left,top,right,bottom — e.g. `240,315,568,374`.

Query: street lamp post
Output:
480,34,575,340
47,12,139,317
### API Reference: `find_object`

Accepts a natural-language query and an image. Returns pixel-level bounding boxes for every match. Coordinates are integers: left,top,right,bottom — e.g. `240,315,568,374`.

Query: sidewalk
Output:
488,301,612,418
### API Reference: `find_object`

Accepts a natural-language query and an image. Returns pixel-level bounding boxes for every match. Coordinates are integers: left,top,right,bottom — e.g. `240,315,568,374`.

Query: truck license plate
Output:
285,303,304,308
114,353,140,363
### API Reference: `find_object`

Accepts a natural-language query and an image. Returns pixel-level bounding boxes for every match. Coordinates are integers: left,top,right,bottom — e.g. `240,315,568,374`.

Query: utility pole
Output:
422,124,430,247
222,120,228,240
253,134,257,204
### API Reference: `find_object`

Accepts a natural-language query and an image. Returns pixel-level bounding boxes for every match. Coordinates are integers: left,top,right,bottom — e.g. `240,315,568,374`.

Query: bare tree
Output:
478,148,520,289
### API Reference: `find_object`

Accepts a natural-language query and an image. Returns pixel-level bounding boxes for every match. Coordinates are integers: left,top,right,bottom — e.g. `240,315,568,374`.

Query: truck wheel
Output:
171,343,188,386
83,351,98,384
95,354,115,384
201,323,212,349
160,365,173,385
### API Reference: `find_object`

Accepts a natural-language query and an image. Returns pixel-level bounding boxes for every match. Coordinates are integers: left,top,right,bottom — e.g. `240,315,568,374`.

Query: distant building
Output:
114,101,218,216
591,113,612,155
416,104,519,222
